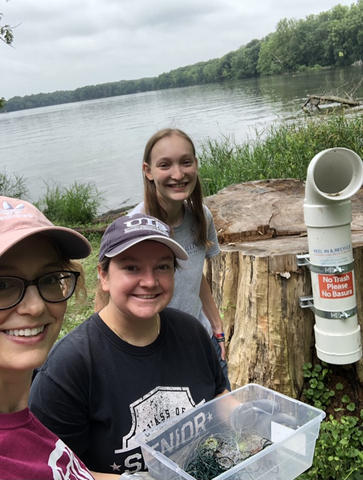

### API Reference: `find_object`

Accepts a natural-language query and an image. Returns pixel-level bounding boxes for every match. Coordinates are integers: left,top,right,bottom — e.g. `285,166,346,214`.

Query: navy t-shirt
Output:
29,308,226,475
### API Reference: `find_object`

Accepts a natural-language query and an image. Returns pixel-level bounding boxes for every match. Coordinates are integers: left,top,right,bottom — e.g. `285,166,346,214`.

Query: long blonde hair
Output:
143,128,210,248
50,236,87,303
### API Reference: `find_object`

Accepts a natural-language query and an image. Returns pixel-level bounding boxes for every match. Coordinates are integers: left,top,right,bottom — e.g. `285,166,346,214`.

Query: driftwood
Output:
204,179,363,398
302,94,362,110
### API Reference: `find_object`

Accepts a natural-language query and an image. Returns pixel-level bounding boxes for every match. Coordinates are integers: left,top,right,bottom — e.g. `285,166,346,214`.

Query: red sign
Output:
318,272,354,299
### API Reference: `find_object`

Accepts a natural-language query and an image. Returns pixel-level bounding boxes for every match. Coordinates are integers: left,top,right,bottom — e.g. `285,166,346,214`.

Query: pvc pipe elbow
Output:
304,147,363,205
304,148,363,228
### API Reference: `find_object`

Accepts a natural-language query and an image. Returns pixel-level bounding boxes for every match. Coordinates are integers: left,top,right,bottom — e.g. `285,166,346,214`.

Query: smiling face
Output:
143,133,199,209
98,240,175,324
0,235,67,374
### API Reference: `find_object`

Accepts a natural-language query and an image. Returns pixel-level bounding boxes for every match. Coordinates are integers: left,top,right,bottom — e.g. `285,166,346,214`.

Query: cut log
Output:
204,179,363,398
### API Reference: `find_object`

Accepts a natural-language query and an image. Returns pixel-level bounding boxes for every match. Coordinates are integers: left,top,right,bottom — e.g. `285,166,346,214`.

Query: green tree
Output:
1,2,17,110
327,5,351,65
0,12,13,46
242,39,261,77
217,52,235,80
202,59,220,83
257,33,284,76
154,72,172,90
230,40,261,79
339,0,363,63
305,12,334,66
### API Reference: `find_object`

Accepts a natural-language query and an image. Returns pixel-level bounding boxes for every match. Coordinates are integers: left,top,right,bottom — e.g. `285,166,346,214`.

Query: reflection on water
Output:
0,66,362,211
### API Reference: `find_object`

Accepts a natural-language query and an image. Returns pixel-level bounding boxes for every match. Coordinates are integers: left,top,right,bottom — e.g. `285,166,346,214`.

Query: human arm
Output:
228,398,297,436
118,473,154,480
90,472,153,479
91,472,120,479
209,393,297,438
215,389,230,398
199,273,226,360
91,471,153,479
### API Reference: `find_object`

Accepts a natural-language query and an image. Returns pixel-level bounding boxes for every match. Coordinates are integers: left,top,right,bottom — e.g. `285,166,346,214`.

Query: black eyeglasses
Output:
0,271,80,311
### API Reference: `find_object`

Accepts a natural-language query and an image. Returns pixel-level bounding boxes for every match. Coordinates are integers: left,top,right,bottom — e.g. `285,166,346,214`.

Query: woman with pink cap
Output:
0,196,94,479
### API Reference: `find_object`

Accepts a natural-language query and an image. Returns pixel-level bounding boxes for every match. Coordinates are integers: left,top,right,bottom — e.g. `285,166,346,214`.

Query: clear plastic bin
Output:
135,383,325,480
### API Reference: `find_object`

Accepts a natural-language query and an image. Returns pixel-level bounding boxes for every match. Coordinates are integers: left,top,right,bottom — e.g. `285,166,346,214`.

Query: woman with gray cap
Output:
29,213,229,479
0,196,94,479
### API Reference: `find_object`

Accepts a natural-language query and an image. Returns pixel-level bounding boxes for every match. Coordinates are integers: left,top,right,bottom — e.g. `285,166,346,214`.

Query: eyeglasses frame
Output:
0,270,81,311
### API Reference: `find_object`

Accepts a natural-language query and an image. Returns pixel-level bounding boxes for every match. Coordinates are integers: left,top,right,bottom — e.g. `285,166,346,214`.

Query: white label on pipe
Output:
310,243,352,266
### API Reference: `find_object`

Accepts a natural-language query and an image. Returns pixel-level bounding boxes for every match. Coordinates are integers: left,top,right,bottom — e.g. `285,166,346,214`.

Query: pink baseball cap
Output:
0,196,91,258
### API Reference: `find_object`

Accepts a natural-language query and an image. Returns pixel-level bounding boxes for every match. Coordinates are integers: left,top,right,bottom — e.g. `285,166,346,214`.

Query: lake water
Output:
1,66,362,213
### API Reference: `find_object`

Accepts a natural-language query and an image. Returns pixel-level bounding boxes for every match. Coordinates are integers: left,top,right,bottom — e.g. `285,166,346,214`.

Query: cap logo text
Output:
125,217,169,235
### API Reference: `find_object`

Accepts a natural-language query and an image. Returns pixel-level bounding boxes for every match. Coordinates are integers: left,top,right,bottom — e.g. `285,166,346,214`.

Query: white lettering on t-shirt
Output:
48,439,93,480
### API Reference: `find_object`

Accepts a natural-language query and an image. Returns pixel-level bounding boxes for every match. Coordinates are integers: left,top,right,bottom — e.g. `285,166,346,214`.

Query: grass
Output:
198,113,363,196
35,180,105,226
0,170,30,198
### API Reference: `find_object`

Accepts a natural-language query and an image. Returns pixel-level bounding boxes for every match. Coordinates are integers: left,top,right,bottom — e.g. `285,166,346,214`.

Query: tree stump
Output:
204,179,363,398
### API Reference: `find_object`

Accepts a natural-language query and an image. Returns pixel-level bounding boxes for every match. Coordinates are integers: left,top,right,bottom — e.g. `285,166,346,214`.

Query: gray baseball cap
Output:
98,213,188,261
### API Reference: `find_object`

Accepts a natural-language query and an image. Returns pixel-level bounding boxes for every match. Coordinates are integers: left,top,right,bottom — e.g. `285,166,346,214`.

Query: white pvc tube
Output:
304,148,363,365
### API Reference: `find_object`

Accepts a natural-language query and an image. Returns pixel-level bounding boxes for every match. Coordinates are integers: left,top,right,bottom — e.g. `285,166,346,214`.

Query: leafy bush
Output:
299,413,363,480
0,170,30,198
37,181,104,226
299,362,363,479
302,362,335,410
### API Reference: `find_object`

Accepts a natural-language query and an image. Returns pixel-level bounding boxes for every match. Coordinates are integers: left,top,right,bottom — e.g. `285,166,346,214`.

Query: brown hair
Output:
143,128,210,248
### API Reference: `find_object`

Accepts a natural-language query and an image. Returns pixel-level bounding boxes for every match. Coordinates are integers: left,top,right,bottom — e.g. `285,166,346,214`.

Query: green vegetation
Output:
299,361,363,480
0,10,15,46
2,1,363,112
302,362,335,411
0,171,30,198
1,4,16,110
308,415,363,480
35,181,105,226
198,113,363,196
300,411,363,479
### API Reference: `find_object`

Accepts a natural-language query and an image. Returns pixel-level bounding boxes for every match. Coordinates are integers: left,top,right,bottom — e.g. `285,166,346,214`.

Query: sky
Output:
0,0,357,100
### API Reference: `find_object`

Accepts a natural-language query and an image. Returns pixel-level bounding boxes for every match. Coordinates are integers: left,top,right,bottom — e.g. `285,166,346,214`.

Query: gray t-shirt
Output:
129,203,220,337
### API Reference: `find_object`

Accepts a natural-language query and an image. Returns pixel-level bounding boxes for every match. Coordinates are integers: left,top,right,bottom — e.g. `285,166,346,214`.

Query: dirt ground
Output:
326,364,363,419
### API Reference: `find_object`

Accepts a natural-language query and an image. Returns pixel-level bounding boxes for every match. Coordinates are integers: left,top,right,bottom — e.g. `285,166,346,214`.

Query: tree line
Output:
2,1,363,113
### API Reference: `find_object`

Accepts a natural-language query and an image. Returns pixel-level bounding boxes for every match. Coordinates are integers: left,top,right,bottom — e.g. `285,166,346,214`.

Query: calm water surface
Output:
1,66,362,212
